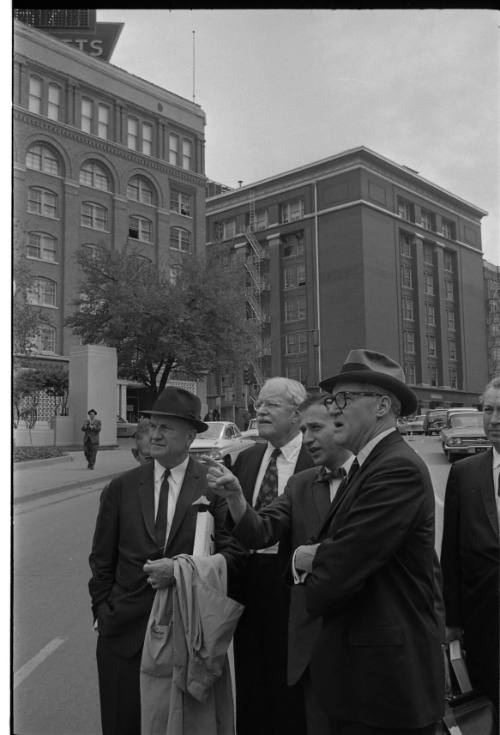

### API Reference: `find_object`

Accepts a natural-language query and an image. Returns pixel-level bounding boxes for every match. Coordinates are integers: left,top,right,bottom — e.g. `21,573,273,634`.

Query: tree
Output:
13,229,44,355
66,248,258,400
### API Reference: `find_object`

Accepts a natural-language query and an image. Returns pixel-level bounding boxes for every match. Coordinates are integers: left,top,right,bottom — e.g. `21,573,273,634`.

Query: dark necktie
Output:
155,468,170,552
255,447,281,510
330,457,360,510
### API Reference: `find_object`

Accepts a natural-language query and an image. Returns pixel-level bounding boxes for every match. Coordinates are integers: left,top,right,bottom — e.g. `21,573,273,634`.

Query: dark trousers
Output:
234,553,307,735
332,723,437,735
96,636,141,735
84,440,98,468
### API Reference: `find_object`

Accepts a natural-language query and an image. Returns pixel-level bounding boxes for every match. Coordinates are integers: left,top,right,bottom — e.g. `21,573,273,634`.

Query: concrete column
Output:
68,344,118,446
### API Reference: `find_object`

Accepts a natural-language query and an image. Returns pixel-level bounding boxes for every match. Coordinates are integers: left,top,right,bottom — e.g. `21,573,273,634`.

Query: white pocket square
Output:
192,495,211,506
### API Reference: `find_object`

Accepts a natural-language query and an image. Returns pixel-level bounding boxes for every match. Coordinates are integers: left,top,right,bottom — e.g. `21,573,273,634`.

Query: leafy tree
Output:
66,248,257,400
13,231,44,355
13,368,45,429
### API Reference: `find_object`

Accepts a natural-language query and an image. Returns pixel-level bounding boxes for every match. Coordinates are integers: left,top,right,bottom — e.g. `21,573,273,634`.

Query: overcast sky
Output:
98,8,499,266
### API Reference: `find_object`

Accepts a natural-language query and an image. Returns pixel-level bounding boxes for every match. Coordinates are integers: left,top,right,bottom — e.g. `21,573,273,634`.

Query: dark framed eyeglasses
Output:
323,391,384,410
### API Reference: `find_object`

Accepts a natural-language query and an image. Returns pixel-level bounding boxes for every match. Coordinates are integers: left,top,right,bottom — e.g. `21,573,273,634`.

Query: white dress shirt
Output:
154,457,189,545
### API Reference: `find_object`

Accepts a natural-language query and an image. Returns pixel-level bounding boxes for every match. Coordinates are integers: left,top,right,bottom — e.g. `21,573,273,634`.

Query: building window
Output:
80,98,93,133
425,302,436,326
127,175,154,205
47,84,61,121
28,277,57,307
254,209,268,231
445,279,454,301
404,362,416,384
428,364,439,386
169,134,179,165
28,76,43,114
449,367,458,389
447,310,456,331
444,251,455,272
27,232,57,262
81,202,108,230
34,324,56,353
142,122,153,155
285,332,307,354
284,297,306,322
127,117,138,150
97,104,109,139
402,296,414,321
403,330,415,354
448,339,457,361
170,227,191,252
427,335,437,357
401,262,413,289
397,196,415,222
297,264,306,285
423,244,434,265
399,231,413,258
286,364,307,383
421,208,435,231
182,139,192,170
441,219,455,240
283,233,305,258
222,220,236,240
170,190,192,216
281,199,304,223
81,243,103,260
80,161,110,191
424,274,434,295
28,187,58,218
26,144,60,176
284,265,306,289
128,216,152,242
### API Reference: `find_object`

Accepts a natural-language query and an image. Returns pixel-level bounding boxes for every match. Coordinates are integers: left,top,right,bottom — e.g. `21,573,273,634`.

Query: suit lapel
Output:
138,461,156,544
240,444,267,503
311,473,332,523
478,449,498,538
165,457,204,552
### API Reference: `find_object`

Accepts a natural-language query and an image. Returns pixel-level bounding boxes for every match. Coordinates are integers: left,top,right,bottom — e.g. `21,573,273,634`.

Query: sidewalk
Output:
13,441,138,504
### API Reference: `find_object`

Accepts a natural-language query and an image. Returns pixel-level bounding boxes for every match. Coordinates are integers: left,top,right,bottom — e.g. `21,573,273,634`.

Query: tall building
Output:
13,19,207,416
484,259,500,380
206,146,489,420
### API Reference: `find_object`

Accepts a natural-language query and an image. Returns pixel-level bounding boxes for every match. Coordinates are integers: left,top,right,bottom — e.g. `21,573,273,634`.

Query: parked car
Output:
396,418,408,434
403,414,426,435
423,409,448,436
240,418,260,441
116,415,138,437
440,410,490,461
189,421,255,467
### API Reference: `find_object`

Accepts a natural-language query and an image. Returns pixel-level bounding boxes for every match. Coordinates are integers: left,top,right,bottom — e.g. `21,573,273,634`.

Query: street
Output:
12,435,452,735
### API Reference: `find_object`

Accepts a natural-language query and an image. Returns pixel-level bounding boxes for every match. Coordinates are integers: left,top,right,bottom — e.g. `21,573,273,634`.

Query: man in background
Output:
131,418,153,465
82,408,101,469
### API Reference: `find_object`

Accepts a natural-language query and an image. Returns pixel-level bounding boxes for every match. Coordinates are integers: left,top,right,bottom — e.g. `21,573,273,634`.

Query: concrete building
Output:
13,19,207,419
484,259,500,380
205,146,489,419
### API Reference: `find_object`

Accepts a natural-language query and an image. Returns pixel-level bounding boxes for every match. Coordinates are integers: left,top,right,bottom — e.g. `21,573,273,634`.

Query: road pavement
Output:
11,434,453,735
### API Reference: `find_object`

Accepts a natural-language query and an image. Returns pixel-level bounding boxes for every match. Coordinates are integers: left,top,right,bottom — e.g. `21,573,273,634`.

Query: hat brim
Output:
141,409,208,433
319,370,418,416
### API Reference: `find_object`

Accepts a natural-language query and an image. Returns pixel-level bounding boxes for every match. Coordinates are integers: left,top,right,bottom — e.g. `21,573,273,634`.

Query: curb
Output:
14,454,75,471
14,470,121,505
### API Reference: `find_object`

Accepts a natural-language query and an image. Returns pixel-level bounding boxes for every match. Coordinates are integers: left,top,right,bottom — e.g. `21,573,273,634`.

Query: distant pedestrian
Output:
131,419,153,465
212,407,220,421
82,409,101,469
441,376,500,716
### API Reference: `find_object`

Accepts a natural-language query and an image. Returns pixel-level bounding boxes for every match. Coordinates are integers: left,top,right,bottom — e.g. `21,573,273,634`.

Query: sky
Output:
98,8,499,266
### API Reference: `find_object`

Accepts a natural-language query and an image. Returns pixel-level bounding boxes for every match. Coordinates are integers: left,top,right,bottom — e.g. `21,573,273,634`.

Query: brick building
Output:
206,146,489,421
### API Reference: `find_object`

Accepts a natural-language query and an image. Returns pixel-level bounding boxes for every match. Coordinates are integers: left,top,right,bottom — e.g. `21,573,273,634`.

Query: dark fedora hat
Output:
88,409,97,415
319,348,418,416
141,387,208,433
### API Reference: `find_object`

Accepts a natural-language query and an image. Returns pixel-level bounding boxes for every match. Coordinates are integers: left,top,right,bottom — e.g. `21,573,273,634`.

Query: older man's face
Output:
149,415,195,468
483,386,500,451
325,382,384,454
254,383,300,447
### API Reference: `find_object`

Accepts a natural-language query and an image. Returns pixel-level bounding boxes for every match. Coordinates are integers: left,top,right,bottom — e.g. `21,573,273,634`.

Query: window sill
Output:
128,236,153,245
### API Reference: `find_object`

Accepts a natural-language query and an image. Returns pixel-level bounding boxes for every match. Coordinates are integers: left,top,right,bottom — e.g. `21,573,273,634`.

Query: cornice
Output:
14,107,206,188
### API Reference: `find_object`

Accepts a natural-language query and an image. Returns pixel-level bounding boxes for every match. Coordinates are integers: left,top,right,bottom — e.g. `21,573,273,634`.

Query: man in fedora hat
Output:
293,349,444,735
82,408,101,469
88,387,246,735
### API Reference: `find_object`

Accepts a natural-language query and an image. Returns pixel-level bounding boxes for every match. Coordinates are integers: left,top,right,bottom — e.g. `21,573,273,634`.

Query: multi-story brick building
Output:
13,19,207,417
206,146,489,421
484,259,500,381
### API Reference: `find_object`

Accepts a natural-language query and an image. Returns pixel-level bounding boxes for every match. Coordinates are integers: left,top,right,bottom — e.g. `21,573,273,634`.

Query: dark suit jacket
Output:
440,449,499,704
231,465,331,685
82,419,101,445
305,430,444,730
88,457,246,658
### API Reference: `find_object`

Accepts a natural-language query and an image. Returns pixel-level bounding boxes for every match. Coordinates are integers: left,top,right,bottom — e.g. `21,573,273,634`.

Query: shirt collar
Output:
493,447,500,469
266,431,303,462
357,427,397,467
154,456,189,485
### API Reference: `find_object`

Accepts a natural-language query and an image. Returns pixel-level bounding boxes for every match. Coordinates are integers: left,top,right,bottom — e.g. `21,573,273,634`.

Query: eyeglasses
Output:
323,391,384,410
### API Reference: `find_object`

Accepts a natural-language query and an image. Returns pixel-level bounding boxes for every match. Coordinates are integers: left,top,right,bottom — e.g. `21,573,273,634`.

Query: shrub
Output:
14,446,68,463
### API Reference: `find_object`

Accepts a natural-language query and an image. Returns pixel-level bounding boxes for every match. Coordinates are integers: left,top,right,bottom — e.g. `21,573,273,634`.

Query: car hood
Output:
190,438,224,448
442,427,487,439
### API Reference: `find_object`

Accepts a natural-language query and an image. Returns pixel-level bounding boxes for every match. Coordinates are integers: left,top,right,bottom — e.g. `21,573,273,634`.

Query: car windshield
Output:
449,413,483,428
200,422,225,440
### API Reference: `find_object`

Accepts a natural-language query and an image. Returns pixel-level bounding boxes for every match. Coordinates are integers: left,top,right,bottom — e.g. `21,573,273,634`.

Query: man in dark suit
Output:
206,392,353,734
82,408,101,469
229,377,314,735
88,387,245,735
294,349,444,735
441,377,499,715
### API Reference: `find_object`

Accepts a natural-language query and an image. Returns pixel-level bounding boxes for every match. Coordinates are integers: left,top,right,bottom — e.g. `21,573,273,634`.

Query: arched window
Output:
127,175,155,205
27,232,57,262
80,161,110,191
26,144,60,176
170,227,191,252
28,187,58,218
81,202,108,230
129,216,152,242
33,324,56,353
27,277,57,307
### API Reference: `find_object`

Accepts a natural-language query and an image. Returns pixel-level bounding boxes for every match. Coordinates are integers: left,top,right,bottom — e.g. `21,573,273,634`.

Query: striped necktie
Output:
255,447,281,510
